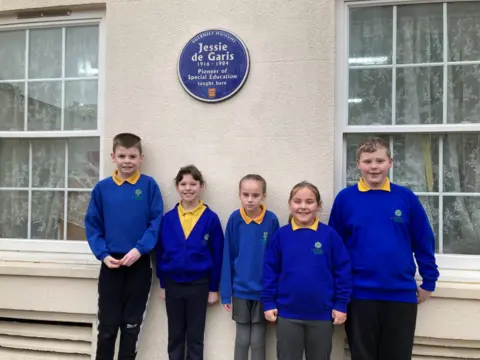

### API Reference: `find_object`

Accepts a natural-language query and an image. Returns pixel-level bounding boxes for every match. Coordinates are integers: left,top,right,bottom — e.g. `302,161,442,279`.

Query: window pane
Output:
349,69,392,125
0,83,25,131
0,191,28,239
447,65,480,124
349,7,392,66
65,26,99,78
393,134,439,192
0,30,25,80
397,4,443,64
0,139,29,188
444,196,480,255
396,67,443,125
65,80,98,130
444,134,480,193
32,139,65,188
67,191,90,240
29,28,62,79
418,196,439,252
448,3,480,62
68,138,100,188
31,191,64,239
27,82,62,131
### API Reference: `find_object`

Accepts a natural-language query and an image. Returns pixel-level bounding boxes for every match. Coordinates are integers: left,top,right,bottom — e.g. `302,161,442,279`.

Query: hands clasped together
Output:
103,248,141,268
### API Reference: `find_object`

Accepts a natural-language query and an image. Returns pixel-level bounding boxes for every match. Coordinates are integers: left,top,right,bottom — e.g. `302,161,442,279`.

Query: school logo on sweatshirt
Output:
202,234,210,245
260,232,268,245
392,209,404,223
312,241,323,255
134,189,142,200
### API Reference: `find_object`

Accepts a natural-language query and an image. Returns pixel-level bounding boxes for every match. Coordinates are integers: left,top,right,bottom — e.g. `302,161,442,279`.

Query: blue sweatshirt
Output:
220,209,280,304
262,222,352,321
328,182,440,303
85,174,164,261
156,204,224,292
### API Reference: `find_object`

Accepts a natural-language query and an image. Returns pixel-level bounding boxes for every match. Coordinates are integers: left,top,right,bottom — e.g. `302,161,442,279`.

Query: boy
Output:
328,137,439,360
85,133,163,360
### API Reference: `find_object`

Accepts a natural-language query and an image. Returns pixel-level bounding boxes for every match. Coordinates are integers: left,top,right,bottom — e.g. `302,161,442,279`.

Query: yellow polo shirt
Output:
178,200,207,239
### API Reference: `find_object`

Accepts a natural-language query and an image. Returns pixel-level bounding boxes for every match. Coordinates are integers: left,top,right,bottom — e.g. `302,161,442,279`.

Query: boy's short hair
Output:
239,174,267,194
113,133,142,154
356,137,391,161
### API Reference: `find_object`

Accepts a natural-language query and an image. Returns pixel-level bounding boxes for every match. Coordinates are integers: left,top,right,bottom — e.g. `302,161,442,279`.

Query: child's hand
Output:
417,287,432,304
120,248,141,267
332,310,347,325
103,256,121,269
264,309,278,322
208,292,219,305
223,304,232,312
159,288,166,301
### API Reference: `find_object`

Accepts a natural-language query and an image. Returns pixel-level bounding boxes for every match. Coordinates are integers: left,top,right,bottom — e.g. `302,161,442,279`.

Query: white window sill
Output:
0,258,99,279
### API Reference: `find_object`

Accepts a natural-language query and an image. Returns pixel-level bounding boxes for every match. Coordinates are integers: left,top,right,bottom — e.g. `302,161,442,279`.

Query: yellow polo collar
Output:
291,218,319,231
178,200,205,216
240,204,266,224
358,177,391,192
112,170,140,186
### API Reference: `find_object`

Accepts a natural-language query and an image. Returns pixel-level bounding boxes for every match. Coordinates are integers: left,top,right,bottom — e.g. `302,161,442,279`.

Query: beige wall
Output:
0,0,479,359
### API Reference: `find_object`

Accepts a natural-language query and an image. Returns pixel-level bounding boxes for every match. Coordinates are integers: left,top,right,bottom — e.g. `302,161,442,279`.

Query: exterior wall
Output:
0,0,479,360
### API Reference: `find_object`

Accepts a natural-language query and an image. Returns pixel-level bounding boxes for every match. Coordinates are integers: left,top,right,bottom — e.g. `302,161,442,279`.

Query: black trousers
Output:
96,255,152,360
346,299,418,360
165,276,210,360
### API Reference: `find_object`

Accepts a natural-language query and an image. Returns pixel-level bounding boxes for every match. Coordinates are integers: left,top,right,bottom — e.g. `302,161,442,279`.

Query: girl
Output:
262,181,352,360
220,174,280,360
156,165,224,360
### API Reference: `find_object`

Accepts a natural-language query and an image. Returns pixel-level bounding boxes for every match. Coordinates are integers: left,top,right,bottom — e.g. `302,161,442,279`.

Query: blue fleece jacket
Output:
85,175,164,260
156,204,224,292
220,209,279,304
262,223,352,321
328,183,440,303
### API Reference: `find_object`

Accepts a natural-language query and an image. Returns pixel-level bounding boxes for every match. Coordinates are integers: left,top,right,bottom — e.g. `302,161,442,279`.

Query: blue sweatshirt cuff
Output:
334,302,348,314
263,301,276,311
221,297,231,305
99,252,109,262
421,281,436,292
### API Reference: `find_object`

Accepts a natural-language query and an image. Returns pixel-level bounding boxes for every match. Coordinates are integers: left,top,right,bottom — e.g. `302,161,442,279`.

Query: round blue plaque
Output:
177,29,250,102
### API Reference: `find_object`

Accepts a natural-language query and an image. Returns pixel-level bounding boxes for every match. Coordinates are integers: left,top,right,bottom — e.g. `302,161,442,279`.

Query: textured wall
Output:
102,0,336,222
102,1,337,359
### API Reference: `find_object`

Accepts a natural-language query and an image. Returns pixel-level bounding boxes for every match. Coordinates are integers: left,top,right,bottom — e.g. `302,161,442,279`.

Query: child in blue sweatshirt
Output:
85,133,164,360
220,174,280,360
328,137,440,360
156,165,224,360
262,181,352,360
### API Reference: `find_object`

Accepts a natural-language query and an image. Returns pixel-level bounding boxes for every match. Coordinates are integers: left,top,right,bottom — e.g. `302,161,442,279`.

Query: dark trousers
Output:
165,276,210,360
346,299,418,360
276,316,333,360
96,255,152,360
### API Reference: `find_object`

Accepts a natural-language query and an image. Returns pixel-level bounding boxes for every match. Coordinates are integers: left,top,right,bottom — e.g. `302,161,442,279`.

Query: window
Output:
338,1,480,261
0,13,103,251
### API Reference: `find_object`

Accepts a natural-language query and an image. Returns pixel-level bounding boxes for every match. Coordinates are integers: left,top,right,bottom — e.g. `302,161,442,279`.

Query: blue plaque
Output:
178,29,250,102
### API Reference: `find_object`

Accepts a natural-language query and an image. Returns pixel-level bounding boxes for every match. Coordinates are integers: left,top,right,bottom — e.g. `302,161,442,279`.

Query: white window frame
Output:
335,0,480,276
0,9,105,264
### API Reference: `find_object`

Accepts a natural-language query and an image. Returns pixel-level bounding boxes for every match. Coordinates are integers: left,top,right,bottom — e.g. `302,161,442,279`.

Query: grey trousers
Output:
234,322,267,360
276,316,333,360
